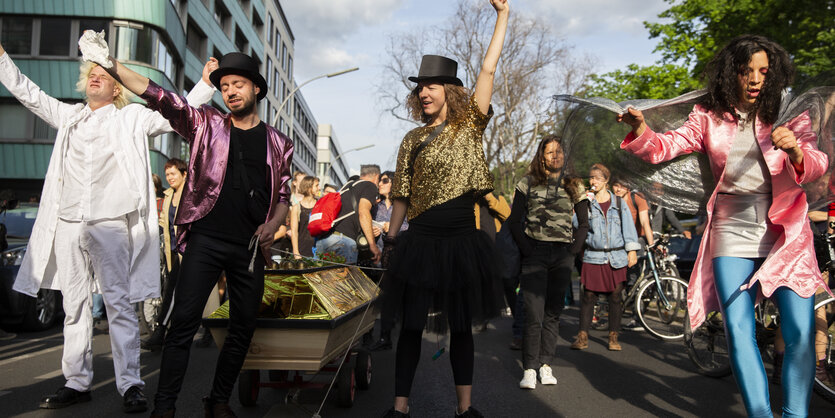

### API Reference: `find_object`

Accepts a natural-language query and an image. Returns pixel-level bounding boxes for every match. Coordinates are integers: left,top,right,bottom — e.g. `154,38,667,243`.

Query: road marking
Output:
0,345,63,368
35,369,64,380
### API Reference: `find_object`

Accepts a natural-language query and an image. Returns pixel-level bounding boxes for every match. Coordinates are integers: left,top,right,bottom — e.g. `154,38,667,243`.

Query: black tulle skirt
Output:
384,195,502,334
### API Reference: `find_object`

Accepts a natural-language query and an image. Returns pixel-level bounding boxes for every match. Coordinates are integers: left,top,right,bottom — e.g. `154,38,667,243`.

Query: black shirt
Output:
192,122,270,244
333,180,379,239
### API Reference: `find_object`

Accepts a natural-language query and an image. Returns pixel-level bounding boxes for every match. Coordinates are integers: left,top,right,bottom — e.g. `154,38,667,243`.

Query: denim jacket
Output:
573,194,640,268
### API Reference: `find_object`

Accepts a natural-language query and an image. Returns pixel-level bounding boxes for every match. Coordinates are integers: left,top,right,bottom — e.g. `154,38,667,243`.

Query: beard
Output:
229,97,257,117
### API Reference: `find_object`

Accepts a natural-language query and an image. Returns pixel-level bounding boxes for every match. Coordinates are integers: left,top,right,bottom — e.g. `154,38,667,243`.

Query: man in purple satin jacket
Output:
98,51,293,418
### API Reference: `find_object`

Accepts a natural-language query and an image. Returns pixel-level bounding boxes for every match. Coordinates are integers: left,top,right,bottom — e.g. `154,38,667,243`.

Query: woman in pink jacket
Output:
619,35,828,417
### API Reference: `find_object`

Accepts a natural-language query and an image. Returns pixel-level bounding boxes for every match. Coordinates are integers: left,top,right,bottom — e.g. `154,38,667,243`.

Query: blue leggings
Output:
713,257,815,418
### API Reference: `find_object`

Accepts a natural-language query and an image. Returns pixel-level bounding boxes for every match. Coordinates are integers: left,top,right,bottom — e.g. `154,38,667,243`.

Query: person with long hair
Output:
290,175,318,258
569,163,639,352
505,135,576,389
619,34,828,417
142,158,189,351
383,1,508,416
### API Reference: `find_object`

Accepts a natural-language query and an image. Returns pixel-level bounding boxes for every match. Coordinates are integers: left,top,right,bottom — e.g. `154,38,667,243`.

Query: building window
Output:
266,14,273,45
114,24,154,65
1,17,33,55
234,26,248,53
39,18,71,56
79,19,109,42
266,58,273,88
281,43,287,70
187,20,207,61
252,11,263,40
274,29,280,56
214,1,232,37
288,55,293,81
273,70,279,97
213,46,223,61
241,0,252,20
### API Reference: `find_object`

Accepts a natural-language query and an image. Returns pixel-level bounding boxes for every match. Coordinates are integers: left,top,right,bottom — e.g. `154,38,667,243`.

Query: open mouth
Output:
746,89,760,98
228,97,242,106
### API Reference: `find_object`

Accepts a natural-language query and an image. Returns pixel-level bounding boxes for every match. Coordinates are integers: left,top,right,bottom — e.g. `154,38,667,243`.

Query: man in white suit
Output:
0,35,216,413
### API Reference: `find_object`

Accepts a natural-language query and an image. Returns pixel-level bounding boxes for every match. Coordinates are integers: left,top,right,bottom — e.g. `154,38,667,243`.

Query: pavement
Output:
1,302,834,418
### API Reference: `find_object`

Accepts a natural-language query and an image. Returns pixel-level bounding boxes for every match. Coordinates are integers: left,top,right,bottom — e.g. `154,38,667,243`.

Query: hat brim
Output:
408,75,464,87
209,68,269,101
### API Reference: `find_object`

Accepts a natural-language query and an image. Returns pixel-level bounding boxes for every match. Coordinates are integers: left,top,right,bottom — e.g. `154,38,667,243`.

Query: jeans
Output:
315,232,358,264
713,257,815,418
92,293,104,320
153,233,265,411
520,241,573,370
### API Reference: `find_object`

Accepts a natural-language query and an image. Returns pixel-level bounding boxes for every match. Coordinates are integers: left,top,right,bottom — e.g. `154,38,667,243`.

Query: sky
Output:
281,0,671,174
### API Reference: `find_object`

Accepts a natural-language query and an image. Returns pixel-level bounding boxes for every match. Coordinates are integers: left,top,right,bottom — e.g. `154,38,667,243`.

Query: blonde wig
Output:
75,61,134,109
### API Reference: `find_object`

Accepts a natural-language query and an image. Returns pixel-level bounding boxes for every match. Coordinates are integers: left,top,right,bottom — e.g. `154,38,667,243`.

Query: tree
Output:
377,0,595,198
586,0,835,100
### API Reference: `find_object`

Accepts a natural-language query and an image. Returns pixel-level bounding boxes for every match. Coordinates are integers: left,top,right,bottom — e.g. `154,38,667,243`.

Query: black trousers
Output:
520,241,573,370
153,233,265,411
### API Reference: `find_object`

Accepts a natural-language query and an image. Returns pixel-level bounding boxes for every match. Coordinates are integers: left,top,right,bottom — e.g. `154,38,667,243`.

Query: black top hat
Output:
209,52,268,101
408,55,463,86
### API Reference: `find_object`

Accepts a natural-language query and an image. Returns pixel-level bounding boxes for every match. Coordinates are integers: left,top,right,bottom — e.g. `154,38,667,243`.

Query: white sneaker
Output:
539,364,557,385
519,369,536,389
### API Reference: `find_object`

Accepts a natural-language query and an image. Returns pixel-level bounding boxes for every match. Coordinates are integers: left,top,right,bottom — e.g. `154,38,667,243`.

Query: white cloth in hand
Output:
78,30,111,68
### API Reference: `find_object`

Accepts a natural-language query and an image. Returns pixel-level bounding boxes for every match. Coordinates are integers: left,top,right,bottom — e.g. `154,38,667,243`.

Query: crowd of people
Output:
2,0,834,417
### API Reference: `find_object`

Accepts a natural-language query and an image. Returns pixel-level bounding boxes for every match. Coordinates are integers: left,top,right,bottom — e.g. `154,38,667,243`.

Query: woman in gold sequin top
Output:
381,2,509,417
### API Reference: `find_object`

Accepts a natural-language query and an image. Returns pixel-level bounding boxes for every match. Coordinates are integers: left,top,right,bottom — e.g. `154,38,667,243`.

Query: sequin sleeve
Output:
467,95,493,135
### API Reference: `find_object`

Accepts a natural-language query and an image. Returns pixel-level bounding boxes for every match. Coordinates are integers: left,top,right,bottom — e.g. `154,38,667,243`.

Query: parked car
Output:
1,202,63,331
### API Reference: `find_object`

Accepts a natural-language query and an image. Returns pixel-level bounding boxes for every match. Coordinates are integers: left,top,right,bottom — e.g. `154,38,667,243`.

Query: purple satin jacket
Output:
141,81,293,252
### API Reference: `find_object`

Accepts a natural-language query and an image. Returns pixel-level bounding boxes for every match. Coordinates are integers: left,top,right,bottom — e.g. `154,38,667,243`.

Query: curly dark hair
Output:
527,135,563,187
406,83,470,124
702,34,794,125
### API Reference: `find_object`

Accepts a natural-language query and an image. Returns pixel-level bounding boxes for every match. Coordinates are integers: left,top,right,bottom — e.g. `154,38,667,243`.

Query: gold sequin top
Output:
391,95,494,220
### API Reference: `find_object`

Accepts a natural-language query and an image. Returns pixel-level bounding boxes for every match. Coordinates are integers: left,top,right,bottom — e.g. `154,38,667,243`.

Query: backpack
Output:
307,180,363,237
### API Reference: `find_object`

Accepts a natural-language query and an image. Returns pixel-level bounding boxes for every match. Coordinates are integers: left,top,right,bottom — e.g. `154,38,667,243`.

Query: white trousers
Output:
54,217,143,395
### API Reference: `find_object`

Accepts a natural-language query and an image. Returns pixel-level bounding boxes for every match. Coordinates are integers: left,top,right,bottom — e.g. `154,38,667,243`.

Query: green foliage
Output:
647,0,835,85
584,64,701,101
586,0,835,99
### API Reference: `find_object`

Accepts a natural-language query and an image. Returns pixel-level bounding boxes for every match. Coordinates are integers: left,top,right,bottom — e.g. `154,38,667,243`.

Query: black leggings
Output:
393,288,474,397
579,282,624,332
394,328,474,397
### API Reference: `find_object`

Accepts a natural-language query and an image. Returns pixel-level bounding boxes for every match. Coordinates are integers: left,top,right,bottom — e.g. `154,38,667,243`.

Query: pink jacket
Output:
621,104,829,330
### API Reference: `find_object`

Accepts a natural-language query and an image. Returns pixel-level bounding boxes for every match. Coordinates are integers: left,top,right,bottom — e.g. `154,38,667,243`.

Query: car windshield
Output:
1,203,39,238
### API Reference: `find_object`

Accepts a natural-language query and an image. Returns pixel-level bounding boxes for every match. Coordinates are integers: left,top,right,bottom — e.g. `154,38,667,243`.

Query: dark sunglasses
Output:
380,178,391,184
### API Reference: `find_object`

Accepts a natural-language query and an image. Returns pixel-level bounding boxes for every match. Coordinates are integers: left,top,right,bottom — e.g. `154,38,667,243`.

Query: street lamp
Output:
272,67,359,128
318,144,375,186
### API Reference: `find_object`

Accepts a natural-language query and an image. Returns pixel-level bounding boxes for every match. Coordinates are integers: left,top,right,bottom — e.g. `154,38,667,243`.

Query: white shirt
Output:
59,104,138,221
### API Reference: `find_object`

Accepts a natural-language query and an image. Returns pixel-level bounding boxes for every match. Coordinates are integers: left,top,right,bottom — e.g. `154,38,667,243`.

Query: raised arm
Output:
142,58,218,137
0,40,76,129
473,0,509,115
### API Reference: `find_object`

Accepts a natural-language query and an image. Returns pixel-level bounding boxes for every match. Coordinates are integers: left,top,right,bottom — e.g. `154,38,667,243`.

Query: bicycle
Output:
683,231,835,404
590,233,689,341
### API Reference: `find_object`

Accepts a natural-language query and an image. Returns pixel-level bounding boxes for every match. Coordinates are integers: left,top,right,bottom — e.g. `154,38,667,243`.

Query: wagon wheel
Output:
336,358,356,407
238,369,260,406
354,349,372,390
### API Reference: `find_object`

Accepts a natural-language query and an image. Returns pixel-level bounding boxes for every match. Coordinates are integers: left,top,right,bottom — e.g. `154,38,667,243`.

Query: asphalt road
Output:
2,304,834,418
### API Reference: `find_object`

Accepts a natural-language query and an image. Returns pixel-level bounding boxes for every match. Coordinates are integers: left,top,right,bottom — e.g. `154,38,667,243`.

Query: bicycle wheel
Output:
814,293,835,404
635,275,688,341
684,310,731,377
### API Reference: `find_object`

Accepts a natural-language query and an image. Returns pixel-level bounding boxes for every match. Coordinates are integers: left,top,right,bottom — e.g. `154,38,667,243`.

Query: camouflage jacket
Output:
516,175,573,243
